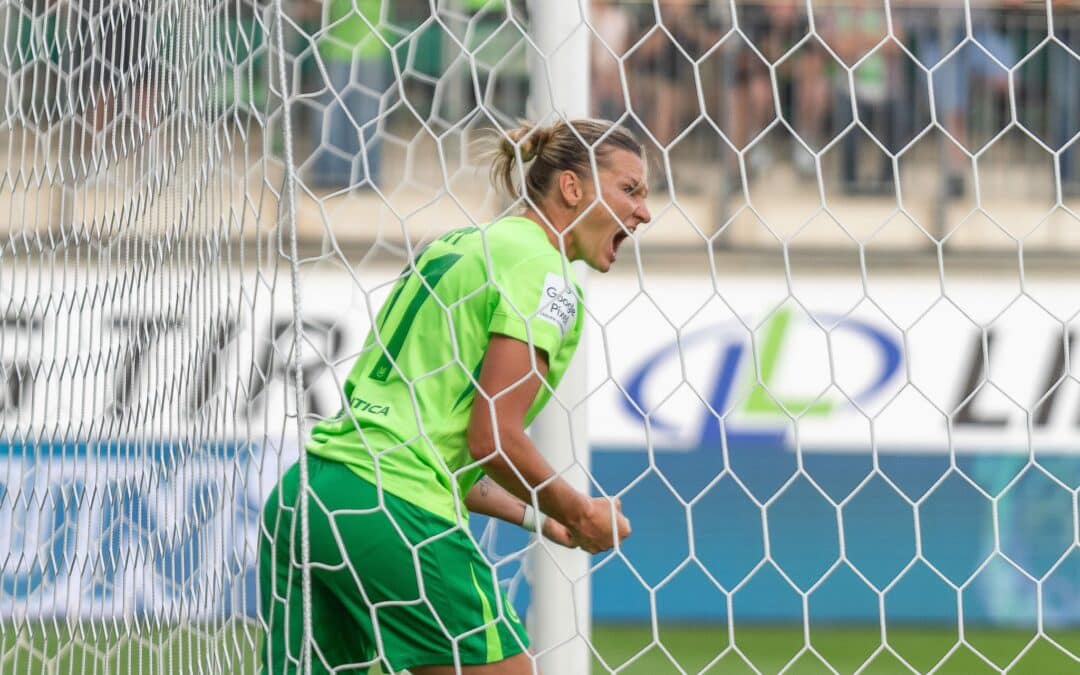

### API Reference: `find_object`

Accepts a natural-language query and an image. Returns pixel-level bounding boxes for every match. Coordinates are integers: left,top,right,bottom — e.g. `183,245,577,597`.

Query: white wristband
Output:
521,504,545,533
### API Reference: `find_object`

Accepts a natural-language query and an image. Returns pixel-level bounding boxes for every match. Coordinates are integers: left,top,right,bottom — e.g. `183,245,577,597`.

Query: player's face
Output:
570,149,651,272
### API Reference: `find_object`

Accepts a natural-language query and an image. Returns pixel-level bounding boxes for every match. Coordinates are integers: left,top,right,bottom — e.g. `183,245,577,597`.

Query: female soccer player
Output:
260,119,649,674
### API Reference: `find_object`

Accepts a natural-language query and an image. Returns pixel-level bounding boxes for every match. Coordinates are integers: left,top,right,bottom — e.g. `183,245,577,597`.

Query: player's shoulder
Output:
429,217,577,288
482,216,569,275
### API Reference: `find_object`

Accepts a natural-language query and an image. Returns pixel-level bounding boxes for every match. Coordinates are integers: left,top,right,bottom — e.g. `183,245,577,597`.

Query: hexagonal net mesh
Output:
1,1,1079,674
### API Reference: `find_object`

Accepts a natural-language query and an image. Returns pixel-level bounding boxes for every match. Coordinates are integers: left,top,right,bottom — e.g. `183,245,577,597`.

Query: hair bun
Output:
488,118,642,205
507,125,550,163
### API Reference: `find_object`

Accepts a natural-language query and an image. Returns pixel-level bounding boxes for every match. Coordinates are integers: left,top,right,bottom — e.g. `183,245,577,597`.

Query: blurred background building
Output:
2,0,1077,263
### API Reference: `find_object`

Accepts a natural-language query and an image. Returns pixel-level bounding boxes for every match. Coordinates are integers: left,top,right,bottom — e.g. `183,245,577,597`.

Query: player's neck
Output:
521,208,575,259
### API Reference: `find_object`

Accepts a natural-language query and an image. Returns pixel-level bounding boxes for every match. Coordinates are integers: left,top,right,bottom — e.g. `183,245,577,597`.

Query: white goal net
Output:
1,0,1078,674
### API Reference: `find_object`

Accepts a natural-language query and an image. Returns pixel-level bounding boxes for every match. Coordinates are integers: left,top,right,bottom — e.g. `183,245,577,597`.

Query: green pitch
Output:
589,624,1080,673
2,623,1078,673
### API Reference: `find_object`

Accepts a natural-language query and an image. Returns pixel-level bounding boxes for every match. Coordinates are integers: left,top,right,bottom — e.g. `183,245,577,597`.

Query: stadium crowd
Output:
283,0,1079,198
595,0,1080,196
5,1,1078,199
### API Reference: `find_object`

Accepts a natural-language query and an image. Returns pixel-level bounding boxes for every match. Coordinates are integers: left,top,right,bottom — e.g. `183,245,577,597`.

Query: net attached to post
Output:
2,1,1080,674
0,0,295,672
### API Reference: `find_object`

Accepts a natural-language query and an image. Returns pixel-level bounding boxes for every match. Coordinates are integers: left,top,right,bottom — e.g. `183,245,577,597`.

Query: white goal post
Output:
523,4,594,675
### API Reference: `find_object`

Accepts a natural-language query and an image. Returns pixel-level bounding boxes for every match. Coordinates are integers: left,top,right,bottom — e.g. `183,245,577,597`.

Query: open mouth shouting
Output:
610,228,630,264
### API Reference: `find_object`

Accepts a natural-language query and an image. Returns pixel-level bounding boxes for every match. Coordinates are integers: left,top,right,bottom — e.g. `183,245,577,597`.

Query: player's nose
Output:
634,202,651,227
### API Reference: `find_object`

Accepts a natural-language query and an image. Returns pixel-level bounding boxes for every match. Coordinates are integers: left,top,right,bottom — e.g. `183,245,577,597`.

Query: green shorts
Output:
259,455,529,674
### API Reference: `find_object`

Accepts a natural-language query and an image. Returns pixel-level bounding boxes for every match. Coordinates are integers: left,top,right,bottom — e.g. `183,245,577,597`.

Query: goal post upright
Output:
524,1,593,673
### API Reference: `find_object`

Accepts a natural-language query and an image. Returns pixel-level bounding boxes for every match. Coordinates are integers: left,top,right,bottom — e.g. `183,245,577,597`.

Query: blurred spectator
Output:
730,1,776,159
736,0,828,177
1050,4,1080,193
632,0,717,147
463,0,529,119
912,4,1014,197
821,0,903,193
306,0,390,190
83,0,155,134
590,0,632,121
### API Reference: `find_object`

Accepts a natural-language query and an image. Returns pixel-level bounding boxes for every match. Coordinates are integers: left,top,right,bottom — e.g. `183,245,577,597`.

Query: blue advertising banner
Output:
588,441,1077,626
0,439,1074,625
475,439,1078,628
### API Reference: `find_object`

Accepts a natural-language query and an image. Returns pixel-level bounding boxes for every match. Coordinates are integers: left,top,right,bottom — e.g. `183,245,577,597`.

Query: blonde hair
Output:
489,119,643,204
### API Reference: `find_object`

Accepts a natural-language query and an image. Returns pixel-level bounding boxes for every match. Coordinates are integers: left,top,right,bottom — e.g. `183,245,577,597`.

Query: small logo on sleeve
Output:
536,272,578,335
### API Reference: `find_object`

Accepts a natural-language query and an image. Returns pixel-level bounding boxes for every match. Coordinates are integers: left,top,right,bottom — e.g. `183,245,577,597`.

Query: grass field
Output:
589,625,1080,673
2,623,1078,673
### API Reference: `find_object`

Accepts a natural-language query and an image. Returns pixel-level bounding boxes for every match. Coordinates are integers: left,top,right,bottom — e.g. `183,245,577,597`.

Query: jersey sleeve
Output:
488,253,580,359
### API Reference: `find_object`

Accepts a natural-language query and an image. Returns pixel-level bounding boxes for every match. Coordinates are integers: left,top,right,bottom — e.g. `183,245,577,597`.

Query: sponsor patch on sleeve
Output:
536,272,578,336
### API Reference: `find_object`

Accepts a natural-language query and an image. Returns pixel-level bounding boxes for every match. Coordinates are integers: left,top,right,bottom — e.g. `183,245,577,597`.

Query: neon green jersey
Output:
306,216,584,522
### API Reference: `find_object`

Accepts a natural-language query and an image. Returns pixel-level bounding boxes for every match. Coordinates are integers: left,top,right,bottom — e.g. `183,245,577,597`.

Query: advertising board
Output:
1,268,1076,624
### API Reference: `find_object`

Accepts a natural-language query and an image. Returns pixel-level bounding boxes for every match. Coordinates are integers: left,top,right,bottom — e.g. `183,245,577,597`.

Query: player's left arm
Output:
465,476,576,547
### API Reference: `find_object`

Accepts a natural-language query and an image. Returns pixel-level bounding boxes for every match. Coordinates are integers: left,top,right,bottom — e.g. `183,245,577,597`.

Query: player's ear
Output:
557,169,584,208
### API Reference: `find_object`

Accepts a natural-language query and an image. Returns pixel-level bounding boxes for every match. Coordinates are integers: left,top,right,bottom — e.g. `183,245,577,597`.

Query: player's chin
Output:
592,250,615,272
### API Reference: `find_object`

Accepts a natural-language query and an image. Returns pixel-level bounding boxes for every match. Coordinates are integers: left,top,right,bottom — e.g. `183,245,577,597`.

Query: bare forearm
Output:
466,336,592,536
464,476,526,524
466,475,578,548
473,427,586,527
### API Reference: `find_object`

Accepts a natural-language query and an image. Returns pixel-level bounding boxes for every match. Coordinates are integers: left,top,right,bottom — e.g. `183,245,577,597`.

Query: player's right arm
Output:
466,334,631,554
